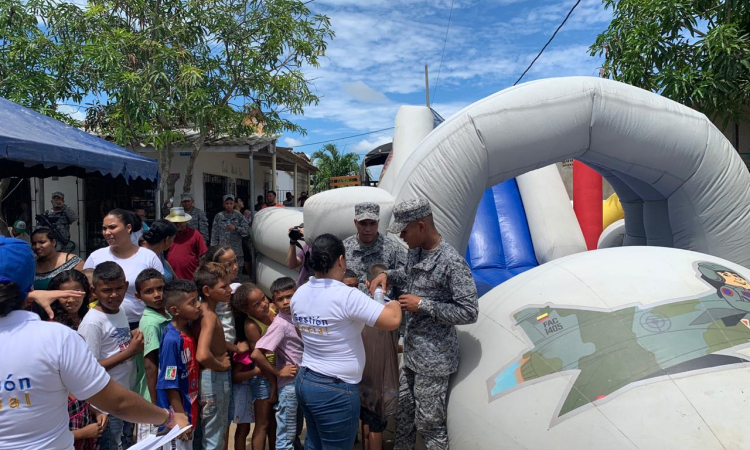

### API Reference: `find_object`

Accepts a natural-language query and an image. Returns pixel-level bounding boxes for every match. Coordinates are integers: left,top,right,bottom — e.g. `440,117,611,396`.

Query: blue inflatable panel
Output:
466,179,538,297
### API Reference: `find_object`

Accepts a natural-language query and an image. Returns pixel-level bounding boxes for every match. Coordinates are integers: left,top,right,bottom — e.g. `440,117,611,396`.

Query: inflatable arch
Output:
387,77,750,268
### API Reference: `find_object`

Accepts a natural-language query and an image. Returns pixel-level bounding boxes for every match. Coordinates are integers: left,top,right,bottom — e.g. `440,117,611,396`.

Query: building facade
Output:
20,137,315,259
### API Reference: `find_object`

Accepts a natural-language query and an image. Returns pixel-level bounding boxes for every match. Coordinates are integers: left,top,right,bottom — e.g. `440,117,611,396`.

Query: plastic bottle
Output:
374,287,385,304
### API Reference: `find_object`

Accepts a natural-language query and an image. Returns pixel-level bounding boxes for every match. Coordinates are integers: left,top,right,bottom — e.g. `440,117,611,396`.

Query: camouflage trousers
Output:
394,367,450,450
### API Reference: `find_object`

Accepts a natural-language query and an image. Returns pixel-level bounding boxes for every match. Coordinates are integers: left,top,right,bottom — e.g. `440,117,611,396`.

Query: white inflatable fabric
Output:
302,186,396,245
378,105,437,192
450,246,750,449
255,254,299,298
387,77,750,268
598,219,625,249
251,207,304,266
516,165,586,263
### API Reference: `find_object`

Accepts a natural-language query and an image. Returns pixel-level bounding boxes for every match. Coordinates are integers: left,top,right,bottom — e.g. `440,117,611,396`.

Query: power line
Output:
513,0,582,86
294,127,395,147
432,0,456,104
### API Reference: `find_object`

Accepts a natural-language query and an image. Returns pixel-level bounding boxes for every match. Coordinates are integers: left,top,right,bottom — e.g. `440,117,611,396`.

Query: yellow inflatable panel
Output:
603,193,624,229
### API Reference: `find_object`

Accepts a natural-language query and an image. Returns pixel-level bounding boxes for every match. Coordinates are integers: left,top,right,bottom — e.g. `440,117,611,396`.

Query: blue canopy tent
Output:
0,97,158,181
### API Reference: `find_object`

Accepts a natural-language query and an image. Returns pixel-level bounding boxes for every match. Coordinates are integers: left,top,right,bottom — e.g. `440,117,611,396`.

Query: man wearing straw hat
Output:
165,207,208,281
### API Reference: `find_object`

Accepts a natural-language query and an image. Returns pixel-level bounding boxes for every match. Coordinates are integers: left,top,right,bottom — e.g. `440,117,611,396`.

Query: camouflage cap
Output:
180,192,194,201
355,202,380,222
51,191,64,199
387,198,432,234
223,193,235,202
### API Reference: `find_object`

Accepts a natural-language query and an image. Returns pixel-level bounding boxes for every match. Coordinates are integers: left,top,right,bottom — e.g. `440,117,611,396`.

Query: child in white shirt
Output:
78,261,144,449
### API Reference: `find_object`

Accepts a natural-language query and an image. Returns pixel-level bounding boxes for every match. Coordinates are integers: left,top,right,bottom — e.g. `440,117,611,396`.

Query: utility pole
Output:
425,64,430,108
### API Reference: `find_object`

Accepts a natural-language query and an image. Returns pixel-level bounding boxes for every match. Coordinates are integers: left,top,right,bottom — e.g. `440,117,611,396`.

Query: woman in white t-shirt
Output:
0,235,188,450
292,233,401,449
84,209,163,327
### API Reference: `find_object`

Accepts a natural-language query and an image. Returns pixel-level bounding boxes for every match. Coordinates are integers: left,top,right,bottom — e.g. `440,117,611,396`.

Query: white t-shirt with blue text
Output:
291,277,384,384
0,311,110,450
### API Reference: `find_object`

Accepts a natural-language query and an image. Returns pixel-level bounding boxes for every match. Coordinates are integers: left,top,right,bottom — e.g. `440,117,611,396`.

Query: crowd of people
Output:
0,191,479,450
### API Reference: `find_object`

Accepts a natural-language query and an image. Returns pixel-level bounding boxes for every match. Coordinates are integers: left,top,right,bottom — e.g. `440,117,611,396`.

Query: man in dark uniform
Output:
371,198,478,450
343,202,405,290
43,191,77,252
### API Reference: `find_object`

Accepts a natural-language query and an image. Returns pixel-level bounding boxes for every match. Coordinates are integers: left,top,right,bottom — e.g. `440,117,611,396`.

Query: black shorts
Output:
360,407,387,433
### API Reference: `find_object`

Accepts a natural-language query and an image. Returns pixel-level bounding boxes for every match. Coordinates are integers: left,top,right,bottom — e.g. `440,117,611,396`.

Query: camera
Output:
289,225,304,242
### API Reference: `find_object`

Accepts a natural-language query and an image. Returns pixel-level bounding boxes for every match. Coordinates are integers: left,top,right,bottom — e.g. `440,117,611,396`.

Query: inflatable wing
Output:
388,77,750,268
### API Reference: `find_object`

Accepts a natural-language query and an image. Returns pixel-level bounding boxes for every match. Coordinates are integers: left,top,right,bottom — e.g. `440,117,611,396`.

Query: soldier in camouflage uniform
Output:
343,202,406,291
210,194,250,279
180,192,209,244
43,191,77,252
345,202,407,444
371,198,478,450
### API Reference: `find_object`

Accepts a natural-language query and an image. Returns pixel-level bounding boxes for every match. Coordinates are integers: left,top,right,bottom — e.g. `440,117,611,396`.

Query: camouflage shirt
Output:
387,239,478,376
343,233,406,290
186,207,209,244
43,204,77,242
210,210,250,258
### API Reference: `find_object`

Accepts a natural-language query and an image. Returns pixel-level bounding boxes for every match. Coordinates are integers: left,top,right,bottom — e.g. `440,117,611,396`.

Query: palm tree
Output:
310,143,361,192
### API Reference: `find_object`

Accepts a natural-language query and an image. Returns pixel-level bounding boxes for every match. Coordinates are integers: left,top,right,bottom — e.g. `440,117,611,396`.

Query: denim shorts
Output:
198,369,231,449
250,375,272,400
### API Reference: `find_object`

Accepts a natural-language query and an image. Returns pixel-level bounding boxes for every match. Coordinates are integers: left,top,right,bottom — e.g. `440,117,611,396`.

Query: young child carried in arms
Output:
230,282,277,450
133,268,169,441
193,262,233,450
251,277,304,450
77,261,143,450
359,264,400,450
157,280,203,449
343,269,359,289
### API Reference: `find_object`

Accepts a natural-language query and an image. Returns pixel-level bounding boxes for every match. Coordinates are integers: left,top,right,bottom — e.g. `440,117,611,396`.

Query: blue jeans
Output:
198,369,231,450
98,415,124,450
295,367,359,450
276,383,304,450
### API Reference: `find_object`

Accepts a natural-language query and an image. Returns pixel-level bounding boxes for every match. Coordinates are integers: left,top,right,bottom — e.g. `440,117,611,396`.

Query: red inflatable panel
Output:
573,160,602,250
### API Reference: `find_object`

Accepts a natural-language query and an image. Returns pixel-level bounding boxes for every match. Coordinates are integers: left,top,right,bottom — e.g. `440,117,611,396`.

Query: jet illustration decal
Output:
486,262,750,425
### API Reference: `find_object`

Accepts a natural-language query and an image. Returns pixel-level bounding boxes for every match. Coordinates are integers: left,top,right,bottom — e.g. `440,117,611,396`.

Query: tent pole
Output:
35,178,45,219
155,182,162,220
249,149,255,222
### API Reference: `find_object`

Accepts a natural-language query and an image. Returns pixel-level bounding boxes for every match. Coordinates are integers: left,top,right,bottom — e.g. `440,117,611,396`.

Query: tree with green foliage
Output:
311,143,361,192
0,0,89,122
82,0,333,201
0,0,89,235
180,0,333,195
591,0,750,127
1,0,332,221
82,0,205,200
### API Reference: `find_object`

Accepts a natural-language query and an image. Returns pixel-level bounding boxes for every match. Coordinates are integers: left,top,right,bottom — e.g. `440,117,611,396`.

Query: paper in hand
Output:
127,425,192,450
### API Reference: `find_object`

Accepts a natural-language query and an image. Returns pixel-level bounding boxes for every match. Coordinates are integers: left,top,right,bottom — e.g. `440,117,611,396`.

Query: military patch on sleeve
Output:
165,366,177,380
